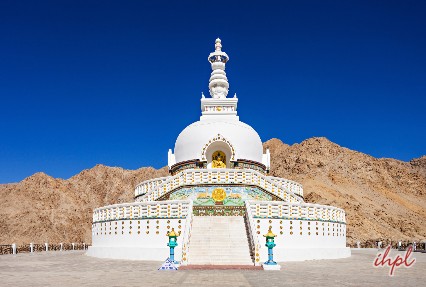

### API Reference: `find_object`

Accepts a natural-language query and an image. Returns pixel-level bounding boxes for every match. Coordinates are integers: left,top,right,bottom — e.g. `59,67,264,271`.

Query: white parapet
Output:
92,200,192,223
266,176,303,198
134,176,171,198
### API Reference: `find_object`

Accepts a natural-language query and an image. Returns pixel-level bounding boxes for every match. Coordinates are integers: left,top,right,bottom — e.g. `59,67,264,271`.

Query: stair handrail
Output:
266,175,304,198
134,176,171,197
180,200,193,266
245,200,262,266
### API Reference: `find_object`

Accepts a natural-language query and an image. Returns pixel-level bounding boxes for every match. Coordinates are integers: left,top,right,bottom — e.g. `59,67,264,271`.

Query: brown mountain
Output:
0,137,425,245
264,137,426,244
0,165,168,245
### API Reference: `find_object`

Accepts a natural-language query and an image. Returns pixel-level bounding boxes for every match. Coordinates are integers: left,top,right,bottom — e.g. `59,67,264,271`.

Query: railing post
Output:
30,242,34,253
60,243,63,251
72,243,75,250
83,243,86,250
12,243,16,255
45,243,48,251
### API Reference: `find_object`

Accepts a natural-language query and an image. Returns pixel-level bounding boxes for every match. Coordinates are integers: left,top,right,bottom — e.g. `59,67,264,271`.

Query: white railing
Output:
245,201,262,266
135,169,303,203
180,200,194,266
267,176,303,198
134,176,170,197
246,200,346,223
92,200,192,223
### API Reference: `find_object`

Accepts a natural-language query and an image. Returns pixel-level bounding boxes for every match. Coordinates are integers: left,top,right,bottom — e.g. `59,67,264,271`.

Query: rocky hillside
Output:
0,165,168,245
0,137,425,245
264,137,426,244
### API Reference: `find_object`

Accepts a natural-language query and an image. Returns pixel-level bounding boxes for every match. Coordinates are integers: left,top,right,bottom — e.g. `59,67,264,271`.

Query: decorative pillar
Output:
167,228,179,264
262,227,281,270
30,243,34,253
83,243,86,250
60,243,63,251
45,243,48,251
72,243,75,250
357,241,360,249
12,243,16,255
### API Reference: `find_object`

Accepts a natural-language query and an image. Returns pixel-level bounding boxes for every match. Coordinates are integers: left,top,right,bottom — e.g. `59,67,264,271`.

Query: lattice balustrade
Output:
92,200,192,223
246,200,346,223
134,176,170,197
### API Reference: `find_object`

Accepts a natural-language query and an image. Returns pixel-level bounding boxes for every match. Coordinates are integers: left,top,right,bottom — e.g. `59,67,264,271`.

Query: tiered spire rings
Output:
208,38,230,99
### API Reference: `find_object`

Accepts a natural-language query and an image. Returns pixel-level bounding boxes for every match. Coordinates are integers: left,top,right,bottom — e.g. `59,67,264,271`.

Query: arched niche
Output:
205,141,232,168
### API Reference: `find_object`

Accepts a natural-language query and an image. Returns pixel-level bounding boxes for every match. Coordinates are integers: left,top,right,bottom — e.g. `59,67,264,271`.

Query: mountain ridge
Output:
0,137,425,245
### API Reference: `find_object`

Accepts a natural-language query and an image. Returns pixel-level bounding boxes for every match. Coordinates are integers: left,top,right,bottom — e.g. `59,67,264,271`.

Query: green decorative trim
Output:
193,206,246,216
252,216,346,225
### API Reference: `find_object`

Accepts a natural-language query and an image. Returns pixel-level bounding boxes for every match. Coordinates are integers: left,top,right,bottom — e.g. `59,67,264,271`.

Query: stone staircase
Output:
188,216,253,265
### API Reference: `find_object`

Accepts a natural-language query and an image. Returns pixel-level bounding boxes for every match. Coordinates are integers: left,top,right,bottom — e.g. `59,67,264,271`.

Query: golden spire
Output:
264,227,277,238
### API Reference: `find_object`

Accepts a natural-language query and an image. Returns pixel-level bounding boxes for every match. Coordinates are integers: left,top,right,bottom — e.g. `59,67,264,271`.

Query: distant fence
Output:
349,240,426,250
0,243,90,255
0,245,13,255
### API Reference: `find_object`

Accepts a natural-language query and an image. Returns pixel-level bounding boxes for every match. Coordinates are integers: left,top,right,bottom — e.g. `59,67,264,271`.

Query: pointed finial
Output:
215,38,222,51
233,93,237,98
208,38,230,98
201,92,205,98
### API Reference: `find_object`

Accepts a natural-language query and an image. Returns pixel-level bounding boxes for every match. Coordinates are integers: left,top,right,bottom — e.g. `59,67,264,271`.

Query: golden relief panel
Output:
211,188,226,202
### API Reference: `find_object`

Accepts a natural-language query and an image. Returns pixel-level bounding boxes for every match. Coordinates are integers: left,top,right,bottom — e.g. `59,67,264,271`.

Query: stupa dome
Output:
174,119,263,164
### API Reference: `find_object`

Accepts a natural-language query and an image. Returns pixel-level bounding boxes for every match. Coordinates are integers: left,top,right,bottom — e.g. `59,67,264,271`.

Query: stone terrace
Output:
0,249,424,287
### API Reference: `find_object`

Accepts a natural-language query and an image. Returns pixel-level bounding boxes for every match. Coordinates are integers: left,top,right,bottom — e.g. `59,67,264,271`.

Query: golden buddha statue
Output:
212,152,226,168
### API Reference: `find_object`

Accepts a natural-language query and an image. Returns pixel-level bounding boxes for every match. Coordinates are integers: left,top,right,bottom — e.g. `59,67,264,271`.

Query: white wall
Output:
253,218,350,262
87,218,187,261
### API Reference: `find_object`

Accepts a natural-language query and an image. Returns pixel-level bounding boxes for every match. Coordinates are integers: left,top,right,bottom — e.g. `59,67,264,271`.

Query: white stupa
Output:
170,38,266,172
87,39,350,265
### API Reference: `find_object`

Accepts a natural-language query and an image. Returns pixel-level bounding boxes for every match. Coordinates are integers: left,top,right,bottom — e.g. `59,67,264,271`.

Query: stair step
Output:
189,261,253,265
188,216,253,265
189,252,251,256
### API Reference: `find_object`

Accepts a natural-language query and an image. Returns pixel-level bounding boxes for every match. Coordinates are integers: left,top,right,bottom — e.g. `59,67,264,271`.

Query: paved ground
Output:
0,249,424,287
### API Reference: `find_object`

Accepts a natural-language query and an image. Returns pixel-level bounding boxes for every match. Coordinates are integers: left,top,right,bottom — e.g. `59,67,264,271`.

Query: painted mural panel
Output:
169,186,272,206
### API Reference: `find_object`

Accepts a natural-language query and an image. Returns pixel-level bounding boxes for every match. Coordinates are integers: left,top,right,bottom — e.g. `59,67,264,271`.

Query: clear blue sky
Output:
1,0,425,183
